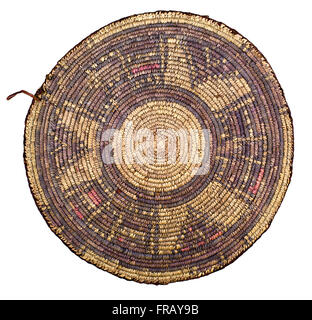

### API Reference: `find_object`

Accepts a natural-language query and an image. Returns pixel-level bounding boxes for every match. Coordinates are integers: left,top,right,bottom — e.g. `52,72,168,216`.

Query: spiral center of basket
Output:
105,101,208,192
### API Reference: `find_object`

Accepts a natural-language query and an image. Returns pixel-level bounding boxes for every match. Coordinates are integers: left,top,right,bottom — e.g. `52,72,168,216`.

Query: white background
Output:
0,0,311,300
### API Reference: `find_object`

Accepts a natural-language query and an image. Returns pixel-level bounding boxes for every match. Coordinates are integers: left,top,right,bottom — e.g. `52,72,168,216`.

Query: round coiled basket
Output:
24,11,293,284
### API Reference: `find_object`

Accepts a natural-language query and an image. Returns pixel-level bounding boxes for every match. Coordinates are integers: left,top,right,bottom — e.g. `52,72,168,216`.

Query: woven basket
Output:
23,11,293,284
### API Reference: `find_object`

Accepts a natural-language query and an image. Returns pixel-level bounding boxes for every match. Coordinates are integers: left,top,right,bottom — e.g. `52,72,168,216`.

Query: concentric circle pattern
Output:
24,12,293,284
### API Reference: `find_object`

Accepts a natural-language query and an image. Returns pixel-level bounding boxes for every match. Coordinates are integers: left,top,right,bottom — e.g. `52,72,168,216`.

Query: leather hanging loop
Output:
6,90,40,101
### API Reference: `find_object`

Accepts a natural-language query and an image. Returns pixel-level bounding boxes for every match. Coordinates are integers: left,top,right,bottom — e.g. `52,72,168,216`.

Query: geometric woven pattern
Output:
24,12,293,284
